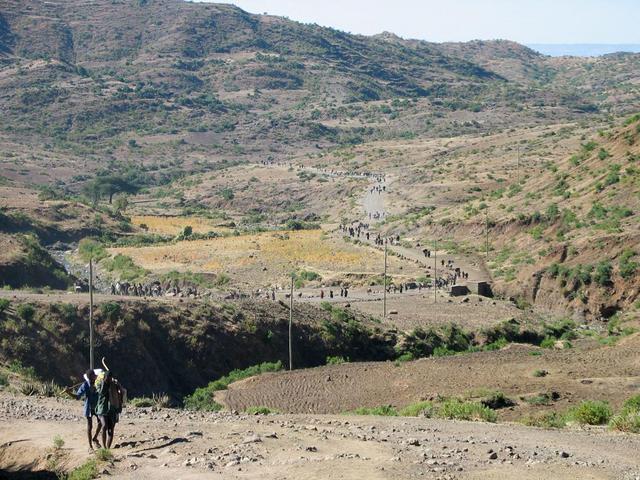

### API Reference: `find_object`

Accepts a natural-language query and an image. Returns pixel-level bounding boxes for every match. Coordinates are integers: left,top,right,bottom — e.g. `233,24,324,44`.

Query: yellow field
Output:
110,229,419,286
131,215,229,235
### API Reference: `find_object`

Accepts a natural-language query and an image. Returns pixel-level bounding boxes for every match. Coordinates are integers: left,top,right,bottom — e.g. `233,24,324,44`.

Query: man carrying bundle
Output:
94,359,126,449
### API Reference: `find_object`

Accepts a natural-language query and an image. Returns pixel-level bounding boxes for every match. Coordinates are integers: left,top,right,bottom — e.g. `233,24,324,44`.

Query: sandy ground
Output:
1,393,639,480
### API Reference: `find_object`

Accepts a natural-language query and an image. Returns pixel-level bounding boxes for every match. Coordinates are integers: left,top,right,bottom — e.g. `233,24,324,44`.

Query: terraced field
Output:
110,229,424,288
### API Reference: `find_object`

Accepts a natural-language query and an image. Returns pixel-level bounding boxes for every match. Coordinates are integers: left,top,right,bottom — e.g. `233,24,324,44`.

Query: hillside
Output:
1,0,640,193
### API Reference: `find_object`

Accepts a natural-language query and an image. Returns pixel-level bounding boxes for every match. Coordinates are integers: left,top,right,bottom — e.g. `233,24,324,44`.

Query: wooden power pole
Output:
485,211,489,260
383,242,387,317
289,276,293,371
434,239,437,303
89,258,94,370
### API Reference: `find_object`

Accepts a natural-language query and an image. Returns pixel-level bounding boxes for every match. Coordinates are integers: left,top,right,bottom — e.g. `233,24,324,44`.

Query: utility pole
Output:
89,258,94,370
517,144,521,184
383,242,387,317
485,211,489,260
289,276,293,371
434,239,437,303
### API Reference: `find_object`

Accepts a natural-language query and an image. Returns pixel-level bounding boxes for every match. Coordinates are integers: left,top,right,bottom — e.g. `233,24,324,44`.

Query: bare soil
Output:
219,335,640,421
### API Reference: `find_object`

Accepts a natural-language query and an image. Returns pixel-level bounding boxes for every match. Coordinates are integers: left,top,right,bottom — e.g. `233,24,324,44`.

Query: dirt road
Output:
1,393,639,480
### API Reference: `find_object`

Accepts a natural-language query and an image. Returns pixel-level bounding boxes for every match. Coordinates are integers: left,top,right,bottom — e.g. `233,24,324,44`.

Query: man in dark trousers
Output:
67,369,98,451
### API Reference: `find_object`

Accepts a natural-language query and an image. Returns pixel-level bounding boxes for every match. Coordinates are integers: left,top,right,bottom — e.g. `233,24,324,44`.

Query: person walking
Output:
67,370,98,451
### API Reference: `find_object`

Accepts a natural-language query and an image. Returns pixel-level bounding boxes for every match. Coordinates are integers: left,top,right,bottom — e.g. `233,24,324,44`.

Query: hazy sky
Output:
201,0,640,44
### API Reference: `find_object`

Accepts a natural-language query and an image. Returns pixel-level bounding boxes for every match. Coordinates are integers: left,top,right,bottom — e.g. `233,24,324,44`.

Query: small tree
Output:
113,196,129,214
78,238,108,263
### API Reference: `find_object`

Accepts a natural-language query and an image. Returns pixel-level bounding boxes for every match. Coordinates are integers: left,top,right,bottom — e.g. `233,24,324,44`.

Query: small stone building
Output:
467,281,493,297
450,285,469,296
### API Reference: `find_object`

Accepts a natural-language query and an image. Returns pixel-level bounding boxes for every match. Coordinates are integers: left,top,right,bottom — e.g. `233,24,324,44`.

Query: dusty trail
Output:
357,174,491,284
1,393,639,480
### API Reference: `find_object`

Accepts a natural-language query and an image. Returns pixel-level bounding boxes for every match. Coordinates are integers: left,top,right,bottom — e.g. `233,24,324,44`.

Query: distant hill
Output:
0,0,639,187
528,44,640,57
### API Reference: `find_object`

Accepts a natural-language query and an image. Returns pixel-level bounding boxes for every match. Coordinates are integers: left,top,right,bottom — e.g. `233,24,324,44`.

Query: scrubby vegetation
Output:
184,361,283,411
352,398,497,422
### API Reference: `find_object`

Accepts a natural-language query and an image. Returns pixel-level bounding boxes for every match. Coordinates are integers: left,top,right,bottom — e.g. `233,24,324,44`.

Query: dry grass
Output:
110,229,419,287
131,215,229,235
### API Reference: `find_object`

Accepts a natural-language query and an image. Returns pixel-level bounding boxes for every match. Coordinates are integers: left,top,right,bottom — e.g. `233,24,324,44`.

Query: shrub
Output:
399,401,433,417
540,337,556,349
16,304,36,322
568,400,612,425
436,399,497,422
621,394,640,412
533,369,548,377
543,319,576,340
0,298,10,314
521,411,566,429
480,391,515,409
53,435,65,449
8,360,37,379
103,254,147,281
184,361,282,411
433,346,456,357
619,249,638,279
100,302,121,322
95,448,113,461
609,410,640,433
246,406,278,415
395,352,415,362
219,188,234,201
609,396,640,433
129,397,154,408
351,405,398,416
524,393,555,406
326,355,348,365
67,459,98,480
593,261,613,286
0,373,8,387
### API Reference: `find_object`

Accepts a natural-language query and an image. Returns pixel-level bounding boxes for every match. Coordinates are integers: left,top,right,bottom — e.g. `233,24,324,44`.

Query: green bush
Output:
67,459,98,480
245,406,278,415
609,395,640,432
524,393,554,406
100,302,121,322
184,361,282,411
436,398,497,422
0,373,8,387
593,261,613,286
0,298,10,314
399,401,433,417
8,360,37,379
521,411,566,429
540,337,556,349
619,249,638,279
128,397,154,408
94,448,113,461
480,391,515,409
621,394,640,412
351,405,398,416
326,355,348,365
53,435,65,449
395,352,415,362
16,303,36,322
102,254,147,281
568,400,612,425
609,410,640,433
